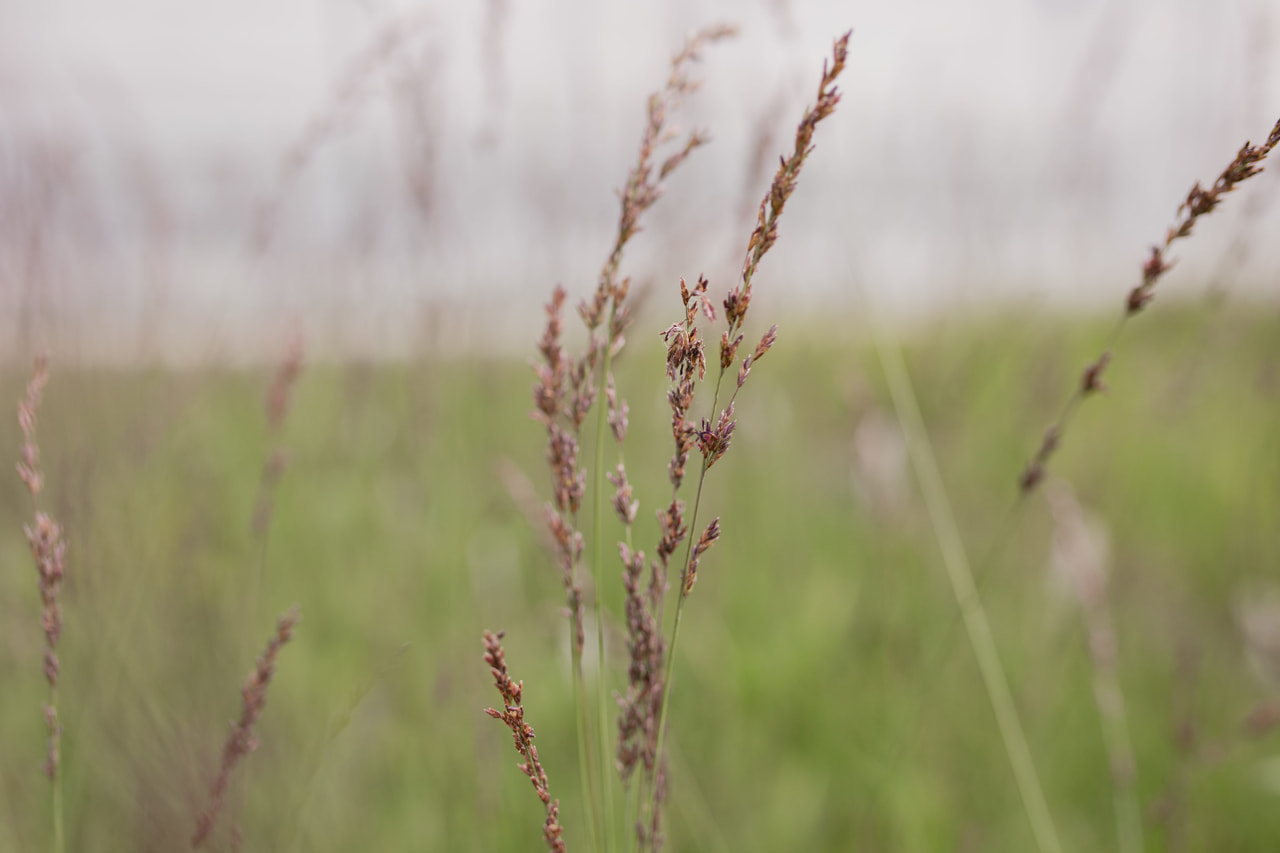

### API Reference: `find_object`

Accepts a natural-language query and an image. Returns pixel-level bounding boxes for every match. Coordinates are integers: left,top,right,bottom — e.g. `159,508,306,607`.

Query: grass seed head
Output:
481,631,566,853
193,606,300,849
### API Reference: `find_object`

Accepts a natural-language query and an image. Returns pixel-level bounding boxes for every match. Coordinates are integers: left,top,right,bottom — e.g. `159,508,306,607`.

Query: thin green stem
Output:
50,681,63,853
571,639,604,853
1095,665,1143,853
664,739,731,853
642,319,738,843
1080,607,1142,853
592,326,619,852
868,311,1063,853
646,456,708,837
624,773,642,853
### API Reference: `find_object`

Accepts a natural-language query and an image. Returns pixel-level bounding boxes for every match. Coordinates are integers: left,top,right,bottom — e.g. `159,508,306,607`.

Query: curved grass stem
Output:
867,305,1063,853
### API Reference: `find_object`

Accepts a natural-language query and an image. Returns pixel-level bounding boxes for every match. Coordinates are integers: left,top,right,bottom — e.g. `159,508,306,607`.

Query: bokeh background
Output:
2,0,1280,850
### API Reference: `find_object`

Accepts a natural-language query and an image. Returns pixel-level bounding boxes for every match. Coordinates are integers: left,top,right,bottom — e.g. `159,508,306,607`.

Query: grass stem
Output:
646,455,709,838
50,682,63,853
867,303,1063,853
592,314,620,851
1094,663,1143,853
571,635,604,853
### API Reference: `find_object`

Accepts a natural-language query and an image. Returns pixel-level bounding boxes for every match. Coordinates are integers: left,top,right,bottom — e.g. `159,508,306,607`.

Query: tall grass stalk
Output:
1020,116,1280,493
575,636,604,853
642,460,704,844
49,682,63,853
533,283,603,852
591,321,620,850
534,25,736,850
16,356,66,853
644,30,850,843
865,305,1063,853
483,631,567,852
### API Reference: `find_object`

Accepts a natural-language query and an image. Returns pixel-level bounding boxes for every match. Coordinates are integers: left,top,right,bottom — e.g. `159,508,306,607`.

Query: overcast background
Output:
1,0,1277,363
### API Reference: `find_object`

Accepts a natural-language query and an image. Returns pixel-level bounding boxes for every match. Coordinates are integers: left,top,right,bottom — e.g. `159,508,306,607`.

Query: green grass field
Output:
2,304,1279,851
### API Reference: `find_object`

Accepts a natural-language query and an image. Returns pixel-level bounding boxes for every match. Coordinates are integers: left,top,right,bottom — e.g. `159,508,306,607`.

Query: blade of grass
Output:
592,309,620,852
862,289,1063,853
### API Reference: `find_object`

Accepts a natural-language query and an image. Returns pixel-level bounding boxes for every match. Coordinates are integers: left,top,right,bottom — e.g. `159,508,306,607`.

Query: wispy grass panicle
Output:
16,355,67,853
565,25,737,851
483,631,567,853
1021,115,1280,492
616,542,663,785
193,606,300,849
584,23,738,338
723,30,849,342
532,286,588,654
530,282,599,847
513,26,844,853
638,32,850,851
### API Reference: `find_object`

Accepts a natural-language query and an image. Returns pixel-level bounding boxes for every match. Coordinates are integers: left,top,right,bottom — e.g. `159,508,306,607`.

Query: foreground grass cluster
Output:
2,305,1279,850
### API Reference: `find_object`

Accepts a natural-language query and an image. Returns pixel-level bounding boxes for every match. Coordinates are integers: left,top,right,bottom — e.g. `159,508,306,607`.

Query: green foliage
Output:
2,305,1279,851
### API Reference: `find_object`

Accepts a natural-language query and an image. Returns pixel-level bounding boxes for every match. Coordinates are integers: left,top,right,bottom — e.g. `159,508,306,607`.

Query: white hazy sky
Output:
1,0,1278,361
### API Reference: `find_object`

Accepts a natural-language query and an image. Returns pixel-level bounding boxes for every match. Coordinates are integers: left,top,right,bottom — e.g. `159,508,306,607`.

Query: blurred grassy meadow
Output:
6,3,1280,850
2,300,1280,851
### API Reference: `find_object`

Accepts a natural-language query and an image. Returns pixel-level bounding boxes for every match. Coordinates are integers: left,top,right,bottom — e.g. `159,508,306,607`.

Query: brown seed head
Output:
683,517,721,595
26,512,66,665
616,541,666,783
1082,352,1111,395
481,630,566,853
607,463,640,526
655,499,689,570
606,377,629,444
732,32,850,330
697,403,737,469
719,330,743,371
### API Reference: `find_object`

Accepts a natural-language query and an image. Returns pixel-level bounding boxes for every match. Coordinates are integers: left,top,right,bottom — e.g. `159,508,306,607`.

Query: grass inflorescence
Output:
489,27,849,853
1020,117,1280,493
16,356,67,853
6,18,1280,853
